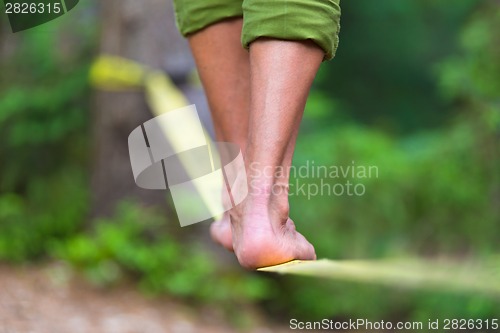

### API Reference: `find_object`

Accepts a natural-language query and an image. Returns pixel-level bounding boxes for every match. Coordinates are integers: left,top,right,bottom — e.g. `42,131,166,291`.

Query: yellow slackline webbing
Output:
259,258,500,296
90,55,220,219
90,56,147,91
90,56,500,294
89,55,189,113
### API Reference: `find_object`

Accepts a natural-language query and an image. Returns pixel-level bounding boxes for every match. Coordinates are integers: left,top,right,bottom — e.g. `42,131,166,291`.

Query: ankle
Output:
243,184,290,225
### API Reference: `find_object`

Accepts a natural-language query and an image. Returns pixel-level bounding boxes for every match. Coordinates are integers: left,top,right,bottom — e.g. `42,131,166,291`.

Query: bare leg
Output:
188,19,250,251
231,38,323,268
189,24,323,268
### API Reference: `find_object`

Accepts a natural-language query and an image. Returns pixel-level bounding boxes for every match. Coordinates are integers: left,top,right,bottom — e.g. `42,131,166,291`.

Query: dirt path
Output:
0,263,291,333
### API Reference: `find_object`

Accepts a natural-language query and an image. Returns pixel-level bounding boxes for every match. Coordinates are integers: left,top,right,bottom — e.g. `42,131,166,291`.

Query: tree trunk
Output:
90,0,194,218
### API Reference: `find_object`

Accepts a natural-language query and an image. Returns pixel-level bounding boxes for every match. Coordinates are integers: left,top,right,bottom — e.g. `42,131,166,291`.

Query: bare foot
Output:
210,193,315,269
209,212,233,251
230,193,316,269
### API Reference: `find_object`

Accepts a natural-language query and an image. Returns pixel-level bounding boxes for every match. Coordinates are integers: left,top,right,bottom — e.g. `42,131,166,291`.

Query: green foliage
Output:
275,0,500,320
52,202,272,306
317,0,478,133
282,119,500,319
0,0,93,259
0,168,88,261
0,3,94,192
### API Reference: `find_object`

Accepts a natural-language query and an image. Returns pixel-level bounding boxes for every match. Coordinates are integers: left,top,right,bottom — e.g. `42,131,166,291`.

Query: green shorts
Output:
172,0,341,60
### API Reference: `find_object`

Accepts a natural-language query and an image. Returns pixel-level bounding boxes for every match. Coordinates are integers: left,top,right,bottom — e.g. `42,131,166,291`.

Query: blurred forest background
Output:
0,0,499,328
